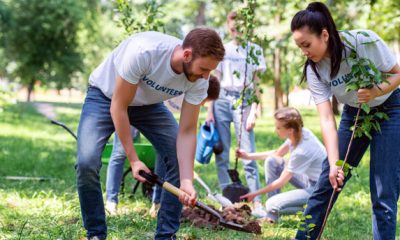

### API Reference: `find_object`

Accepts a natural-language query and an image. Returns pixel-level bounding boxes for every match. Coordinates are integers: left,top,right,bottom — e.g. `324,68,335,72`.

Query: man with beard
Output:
75,28,225,240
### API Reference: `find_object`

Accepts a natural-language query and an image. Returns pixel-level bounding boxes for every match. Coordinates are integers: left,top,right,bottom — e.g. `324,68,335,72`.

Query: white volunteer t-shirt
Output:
89,31,208,106
307,29,397,107
285,128,327,182
217,41,266,91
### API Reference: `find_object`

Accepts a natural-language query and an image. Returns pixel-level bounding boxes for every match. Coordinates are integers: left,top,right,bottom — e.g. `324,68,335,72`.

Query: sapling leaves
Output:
361,103,370,114
341,35,355,49
231,0,262,109
361,40,379,45
296,205,315,238
358,31,370,37
233,70,241,79
336,160,352,177
342,31,390,139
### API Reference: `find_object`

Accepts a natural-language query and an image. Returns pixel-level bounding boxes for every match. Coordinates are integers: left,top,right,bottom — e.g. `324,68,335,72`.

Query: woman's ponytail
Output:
291,2,343,82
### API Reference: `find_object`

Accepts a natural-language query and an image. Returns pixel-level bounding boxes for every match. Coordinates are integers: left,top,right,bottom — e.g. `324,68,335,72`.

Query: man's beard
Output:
182,60,201,82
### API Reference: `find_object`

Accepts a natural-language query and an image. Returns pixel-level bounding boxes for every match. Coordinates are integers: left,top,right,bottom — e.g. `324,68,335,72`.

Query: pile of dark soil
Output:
181,205,221,229
180,203,261,234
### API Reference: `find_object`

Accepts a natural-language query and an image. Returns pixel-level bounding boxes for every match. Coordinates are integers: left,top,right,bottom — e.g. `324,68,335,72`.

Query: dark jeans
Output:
76,86,182,239
296,89,400,240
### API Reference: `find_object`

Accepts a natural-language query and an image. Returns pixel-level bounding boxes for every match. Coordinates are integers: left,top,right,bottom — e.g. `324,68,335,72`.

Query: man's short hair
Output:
206,75,220,101
182,27,225,61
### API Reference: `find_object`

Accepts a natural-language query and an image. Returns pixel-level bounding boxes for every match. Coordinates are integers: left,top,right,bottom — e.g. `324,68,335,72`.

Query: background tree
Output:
2,0,87,101
114,0,165,35
252,0,304,109
1,0,399,108
0,1,10,78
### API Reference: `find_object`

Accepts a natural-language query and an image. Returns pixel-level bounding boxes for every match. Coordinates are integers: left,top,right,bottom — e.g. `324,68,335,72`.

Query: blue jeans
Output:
213,89,261,202
106,127,137,203
264,157,316,221
106,129,165,204
295,88,400,240
76,86,182,239
152,156,165,204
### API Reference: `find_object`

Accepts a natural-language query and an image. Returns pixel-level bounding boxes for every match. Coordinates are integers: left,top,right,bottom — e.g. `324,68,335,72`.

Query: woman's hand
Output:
240,192,258,202
329,165,345,192
357,87,380,103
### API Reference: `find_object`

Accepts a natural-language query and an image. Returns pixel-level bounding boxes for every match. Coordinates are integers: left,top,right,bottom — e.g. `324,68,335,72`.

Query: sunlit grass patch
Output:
1,101,400,239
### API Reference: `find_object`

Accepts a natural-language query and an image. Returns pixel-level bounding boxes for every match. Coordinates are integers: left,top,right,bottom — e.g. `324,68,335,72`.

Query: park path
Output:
33,102,57,120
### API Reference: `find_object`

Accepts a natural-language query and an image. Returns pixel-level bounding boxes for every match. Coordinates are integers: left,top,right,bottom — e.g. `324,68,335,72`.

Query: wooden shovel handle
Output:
162,181,181,197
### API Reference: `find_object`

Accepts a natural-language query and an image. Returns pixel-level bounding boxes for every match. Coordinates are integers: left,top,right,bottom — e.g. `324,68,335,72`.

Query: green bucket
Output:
101,143,156,169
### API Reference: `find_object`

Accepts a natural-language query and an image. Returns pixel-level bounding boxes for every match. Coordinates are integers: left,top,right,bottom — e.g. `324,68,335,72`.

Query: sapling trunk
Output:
316,105,362,240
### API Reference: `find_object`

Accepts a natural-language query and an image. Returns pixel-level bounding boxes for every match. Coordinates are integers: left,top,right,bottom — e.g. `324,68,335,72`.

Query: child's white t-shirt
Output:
89,31,208,106
285,128,327,182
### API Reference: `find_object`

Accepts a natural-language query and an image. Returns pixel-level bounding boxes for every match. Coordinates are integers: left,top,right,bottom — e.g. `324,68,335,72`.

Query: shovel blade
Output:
214,194,232,207
223,182,249,203
220,220,254,234
207,194,221,205
227,169,241,183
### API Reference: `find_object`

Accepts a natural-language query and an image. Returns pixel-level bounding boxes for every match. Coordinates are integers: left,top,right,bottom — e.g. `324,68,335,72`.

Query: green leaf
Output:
336,160,353,176
358,31,370,37
361,40,379,45
376,122,381,133
383,113,390,121
363,129,372,139
355,129,363,138
346,83,359,92
361,103,370,114
341,35,355,49
233,70,241,79
232,98,242,110
372,121,381,133
351,65,361,75
308,223,316,228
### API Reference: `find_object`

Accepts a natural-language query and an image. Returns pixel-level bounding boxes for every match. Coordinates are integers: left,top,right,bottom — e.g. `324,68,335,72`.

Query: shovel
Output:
223,157,249,203
193,171,232,208
138,170,258,234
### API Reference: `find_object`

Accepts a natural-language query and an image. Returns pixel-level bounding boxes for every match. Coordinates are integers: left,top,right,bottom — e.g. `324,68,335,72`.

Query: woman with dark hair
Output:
238,107,326,223
291,2,400,239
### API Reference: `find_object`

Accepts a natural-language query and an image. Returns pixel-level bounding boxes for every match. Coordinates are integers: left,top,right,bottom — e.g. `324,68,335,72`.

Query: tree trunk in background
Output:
274,47,284,110
283,46,289,107
195,1,206,26
27,77,35,102
274,15,284,110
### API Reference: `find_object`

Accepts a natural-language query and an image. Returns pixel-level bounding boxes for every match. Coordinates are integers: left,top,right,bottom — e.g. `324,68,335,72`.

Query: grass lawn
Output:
1,101,399,240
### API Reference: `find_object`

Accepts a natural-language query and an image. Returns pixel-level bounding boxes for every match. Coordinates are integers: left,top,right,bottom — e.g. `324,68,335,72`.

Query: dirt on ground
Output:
180,202,261,234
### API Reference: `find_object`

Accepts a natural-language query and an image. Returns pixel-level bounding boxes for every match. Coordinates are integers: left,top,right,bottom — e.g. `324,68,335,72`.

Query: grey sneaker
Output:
105,201,118,216
149,203,160,218
252,201,267,218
